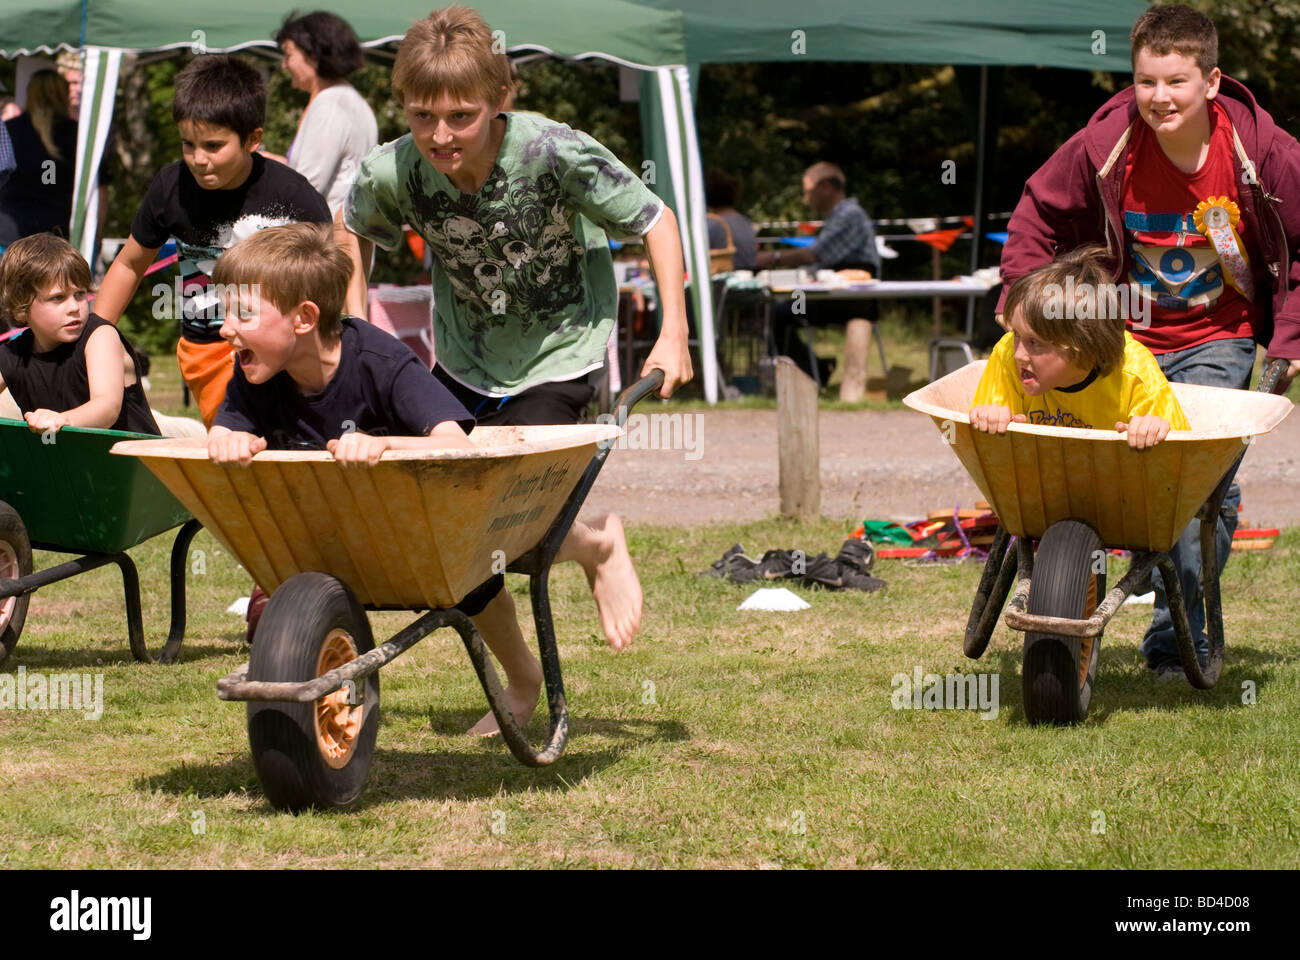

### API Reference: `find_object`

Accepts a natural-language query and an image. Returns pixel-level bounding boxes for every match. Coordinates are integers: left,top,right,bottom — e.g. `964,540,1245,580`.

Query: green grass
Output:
2,516,1297,868
142,359,194,422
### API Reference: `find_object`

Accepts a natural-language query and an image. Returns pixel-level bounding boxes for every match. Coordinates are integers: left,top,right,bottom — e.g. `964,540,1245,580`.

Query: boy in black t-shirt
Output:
210,224,542,732
95,55,330,427
0,234,158,435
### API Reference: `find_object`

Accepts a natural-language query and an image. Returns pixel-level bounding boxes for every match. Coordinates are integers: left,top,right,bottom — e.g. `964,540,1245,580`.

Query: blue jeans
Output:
1139,336,1256,668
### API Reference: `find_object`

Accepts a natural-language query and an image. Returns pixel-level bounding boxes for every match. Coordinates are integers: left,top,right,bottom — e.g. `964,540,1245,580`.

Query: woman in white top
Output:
271,11,379,215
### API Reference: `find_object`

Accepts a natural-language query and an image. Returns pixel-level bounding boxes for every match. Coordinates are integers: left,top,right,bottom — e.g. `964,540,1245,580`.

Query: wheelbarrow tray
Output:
111,424,622,610
903,361,1293,553
0,418,192,553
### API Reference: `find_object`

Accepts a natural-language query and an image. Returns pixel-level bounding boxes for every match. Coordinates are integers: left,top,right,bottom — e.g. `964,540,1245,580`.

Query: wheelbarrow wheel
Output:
247,573,378,812
0,501,32,667
1023,520,1105,726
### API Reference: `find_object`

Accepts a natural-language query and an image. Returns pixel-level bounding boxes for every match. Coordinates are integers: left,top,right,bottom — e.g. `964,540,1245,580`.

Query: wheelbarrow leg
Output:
963,525,1016,658
123,518,202,664
114,552,148,663
451,574,569,767
1158,475,1233,690
1197,509,1227,689
1002,536,1036,616
466,371,663,765
1162,482,1232,691
158,519,202,664
1157,552,1222,690
525,568,570,763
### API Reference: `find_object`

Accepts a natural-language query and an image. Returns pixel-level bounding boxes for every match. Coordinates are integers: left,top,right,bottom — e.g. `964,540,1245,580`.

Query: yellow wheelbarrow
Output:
111,372,661,810
904,360,1292,725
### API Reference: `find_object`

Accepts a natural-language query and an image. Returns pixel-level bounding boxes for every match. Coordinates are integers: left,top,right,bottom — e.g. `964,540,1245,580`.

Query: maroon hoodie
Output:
999,76,1300,360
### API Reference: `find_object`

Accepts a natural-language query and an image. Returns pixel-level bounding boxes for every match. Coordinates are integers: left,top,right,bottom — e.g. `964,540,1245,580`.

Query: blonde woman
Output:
0,71,79,246
1,70,114,255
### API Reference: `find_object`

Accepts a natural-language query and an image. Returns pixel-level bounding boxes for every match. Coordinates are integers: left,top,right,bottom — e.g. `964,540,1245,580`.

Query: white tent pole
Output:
654,66,718,404
71,46,122,266
965,63,988,338
673,65,719,405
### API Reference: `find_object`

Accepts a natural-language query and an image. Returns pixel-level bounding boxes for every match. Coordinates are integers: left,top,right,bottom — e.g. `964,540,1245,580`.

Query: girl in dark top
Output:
0,71,78,247
0,234,158,435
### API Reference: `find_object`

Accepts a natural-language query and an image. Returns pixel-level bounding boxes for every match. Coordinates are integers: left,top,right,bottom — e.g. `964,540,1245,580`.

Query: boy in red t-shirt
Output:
999,4,1300,682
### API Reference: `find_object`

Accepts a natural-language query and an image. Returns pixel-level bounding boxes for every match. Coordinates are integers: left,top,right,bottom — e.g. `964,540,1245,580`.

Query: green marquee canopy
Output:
626,0,1146,68
0,0,687,65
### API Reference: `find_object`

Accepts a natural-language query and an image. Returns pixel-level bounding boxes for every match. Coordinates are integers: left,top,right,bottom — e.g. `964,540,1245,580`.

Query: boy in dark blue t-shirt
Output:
210,223,542,734
208,222,472,461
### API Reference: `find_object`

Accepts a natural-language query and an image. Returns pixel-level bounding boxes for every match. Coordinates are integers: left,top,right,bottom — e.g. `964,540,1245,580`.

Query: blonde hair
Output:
1003,245,1126,376
212,223,352,340
25,71,72,161
0,233,92,329
392,5,510,108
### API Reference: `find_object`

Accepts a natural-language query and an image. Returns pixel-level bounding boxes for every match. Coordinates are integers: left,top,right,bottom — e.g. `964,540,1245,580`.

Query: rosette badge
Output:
1194,196,1254,300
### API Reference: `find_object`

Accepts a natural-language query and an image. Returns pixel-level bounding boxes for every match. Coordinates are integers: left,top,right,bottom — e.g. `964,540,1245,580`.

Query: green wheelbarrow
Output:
0,419,202,666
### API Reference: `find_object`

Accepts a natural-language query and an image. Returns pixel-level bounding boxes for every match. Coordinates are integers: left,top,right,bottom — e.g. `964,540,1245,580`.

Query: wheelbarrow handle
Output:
1257,357,1290,395
610,368,666,426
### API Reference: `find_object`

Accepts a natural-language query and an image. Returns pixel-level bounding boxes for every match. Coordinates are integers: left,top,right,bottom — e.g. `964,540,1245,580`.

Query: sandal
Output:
800,545,886,593
700,543,771,583
701,541,885,592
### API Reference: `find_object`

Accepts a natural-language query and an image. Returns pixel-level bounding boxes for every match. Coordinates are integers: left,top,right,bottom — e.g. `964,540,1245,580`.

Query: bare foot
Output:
469,676,541,738
583,513,642,650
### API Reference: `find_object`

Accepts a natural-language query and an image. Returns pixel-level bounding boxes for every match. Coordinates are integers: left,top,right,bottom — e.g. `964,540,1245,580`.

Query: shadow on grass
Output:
6,635,245,670
405,706,689,746
362,715,689,805
993,644,1283,725
138,714,688,809
137,754,260,801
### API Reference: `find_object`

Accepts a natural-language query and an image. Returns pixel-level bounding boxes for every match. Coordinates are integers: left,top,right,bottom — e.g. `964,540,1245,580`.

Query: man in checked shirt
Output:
755,162,882,380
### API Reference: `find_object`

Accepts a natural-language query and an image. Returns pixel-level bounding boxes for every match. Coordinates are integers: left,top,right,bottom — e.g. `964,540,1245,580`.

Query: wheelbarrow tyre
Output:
0,501,33,667
1023,520,1105,726
246,573,378,812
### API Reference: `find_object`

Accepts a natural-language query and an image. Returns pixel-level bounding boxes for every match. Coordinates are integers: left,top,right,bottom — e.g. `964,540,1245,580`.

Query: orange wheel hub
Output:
1077,573,1100,690
0,540,18,630
314,629,363,769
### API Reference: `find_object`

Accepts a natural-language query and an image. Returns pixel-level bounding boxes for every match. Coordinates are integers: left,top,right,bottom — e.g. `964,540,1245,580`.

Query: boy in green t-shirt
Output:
337,5,692,735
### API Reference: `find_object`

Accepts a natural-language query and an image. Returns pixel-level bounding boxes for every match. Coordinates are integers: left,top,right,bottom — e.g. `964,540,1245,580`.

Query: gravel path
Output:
580,408,1300,528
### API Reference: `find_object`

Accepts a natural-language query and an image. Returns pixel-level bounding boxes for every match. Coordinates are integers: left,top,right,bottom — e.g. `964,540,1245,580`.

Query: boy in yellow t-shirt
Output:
970,246,1189,448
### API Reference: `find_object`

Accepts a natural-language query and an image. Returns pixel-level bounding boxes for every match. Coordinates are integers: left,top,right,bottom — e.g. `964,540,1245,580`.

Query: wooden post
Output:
839,317,871,402
776,357,820,518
